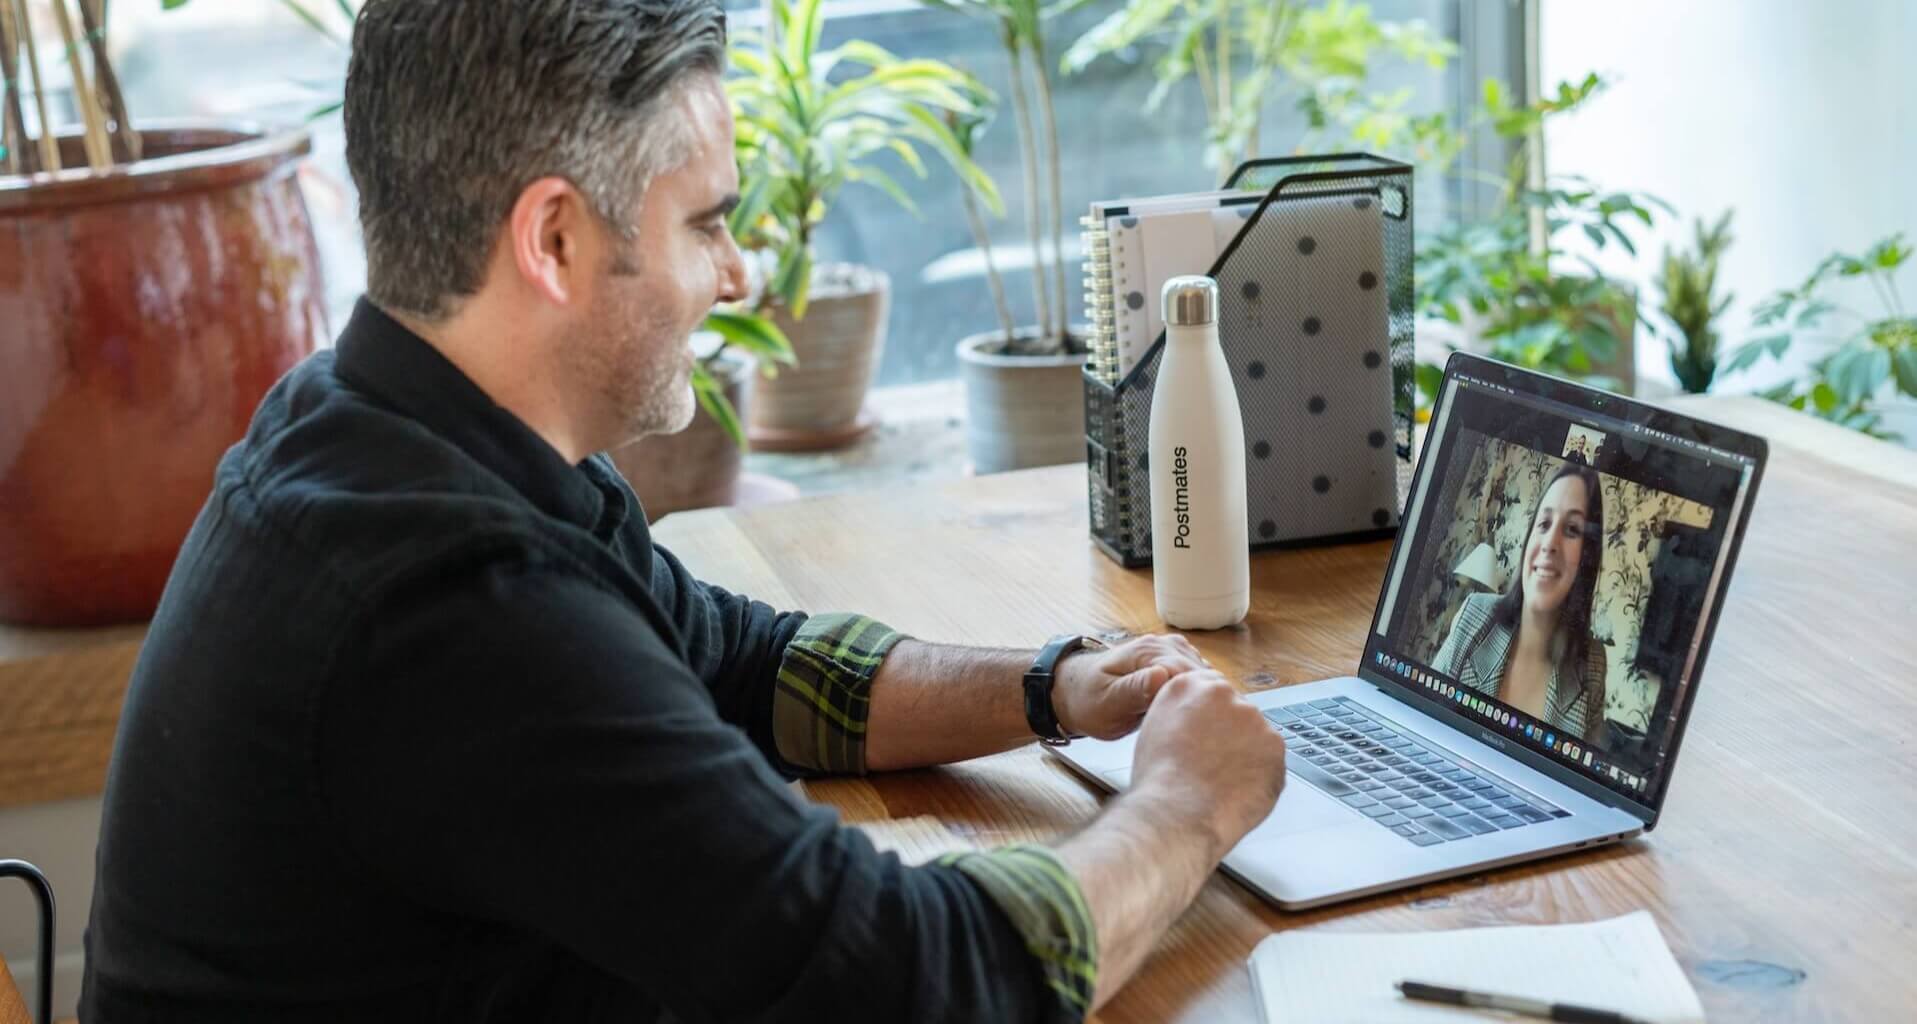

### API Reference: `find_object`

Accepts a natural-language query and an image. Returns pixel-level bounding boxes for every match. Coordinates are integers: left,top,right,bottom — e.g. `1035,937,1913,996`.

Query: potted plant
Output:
0,0,326,627
1416,74,1666,396
956,0,1453,471
1652,210,1735,395
1721,232,1916,439
728,0,997,451
916,0,1093,474
1062,0,1455,182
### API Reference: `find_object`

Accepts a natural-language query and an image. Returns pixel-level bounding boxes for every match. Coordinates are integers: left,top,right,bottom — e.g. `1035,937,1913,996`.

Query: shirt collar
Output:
332,298,631,538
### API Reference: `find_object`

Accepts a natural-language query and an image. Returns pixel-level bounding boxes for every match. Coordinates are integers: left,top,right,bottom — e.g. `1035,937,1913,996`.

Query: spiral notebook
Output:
1247,912,1706,1023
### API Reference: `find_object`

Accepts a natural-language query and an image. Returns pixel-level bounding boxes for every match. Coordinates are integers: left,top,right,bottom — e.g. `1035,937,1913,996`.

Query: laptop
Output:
1053,352,1768,909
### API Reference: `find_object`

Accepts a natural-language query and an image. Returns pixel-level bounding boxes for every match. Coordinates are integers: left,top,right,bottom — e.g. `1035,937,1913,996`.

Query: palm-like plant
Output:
918,0,1082,353
1653,211,1735,395
729,0,1000,321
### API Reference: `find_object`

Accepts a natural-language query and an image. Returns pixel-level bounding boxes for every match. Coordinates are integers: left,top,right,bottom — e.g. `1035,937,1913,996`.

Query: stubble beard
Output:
581,289,698,453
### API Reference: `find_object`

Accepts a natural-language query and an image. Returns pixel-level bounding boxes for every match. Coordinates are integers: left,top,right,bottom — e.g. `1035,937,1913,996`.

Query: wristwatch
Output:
1024,634,1106,746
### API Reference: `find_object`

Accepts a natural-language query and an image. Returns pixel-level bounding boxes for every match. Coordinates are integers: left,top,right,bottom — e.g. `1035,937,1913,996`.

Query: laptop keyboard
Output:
1265,697,1568,846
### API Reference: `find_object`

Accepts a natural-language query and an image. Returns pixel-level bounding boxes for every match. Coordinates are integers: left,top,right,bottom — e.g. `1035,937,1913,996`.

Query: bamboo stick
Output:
0,0,30,173
47,0,110,169
10,0,60,173
78,0,135,162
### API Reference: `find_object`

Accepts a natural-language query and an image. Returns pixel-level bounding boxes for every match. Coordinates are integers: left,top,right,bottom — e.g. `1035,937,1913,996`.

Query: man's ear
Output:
505,177,592,306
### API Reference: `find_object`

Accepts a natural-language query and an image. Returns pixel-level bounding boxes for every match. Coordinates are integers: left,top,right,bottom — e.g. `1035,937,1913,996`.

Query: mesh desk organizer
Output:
1081,154,1416,567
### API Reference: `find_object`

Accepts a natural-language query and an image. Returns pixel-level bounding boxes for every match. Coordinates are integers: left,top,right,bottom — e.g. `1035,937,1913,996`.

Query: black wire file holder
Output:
1081,153,1417,568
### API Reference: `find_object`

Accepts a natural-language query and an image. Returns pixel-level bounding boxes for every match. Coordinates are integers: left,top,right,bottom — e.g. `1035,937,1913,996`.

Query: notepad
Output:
1248,912,1706,1023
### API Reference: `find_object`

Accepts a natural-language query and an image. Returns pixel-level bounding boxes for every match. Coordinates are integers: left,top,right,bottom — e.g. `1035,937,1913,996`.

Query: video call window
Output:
1377,378,1751,801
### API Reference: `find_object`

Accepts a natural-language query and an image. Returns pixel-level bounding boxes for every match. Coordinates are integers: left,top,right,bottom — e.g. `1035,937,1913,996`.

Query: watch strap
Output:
1024,634,1102,746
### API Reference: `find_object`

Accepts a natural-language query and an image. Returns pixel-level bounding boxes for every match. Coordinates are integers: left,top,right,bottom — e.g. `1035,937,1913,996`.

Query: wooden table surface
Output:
654,395,1917,1023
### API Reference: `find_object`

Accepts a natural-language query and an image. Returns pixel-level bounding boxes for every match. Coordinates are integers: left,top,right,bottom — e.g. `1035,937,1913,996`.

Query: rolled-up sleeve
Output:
772,612,906,775
942,844,1099,1021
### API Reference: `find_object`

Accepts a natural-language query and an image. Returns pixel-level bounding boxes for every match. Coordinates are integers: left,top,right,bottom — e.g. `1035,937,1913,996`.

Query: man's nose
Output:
717,233,749,305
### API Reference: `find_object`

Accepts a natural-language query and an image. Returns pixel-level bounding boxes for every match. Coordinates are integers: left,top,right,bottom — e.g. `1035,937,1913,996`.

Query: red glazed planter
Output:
0,124,326,627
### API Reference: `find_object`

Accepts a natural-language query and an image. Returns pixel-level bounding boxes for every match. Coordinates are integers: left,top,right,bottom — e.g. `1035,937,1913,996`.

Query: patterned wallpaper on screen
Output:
1404,435,1714,730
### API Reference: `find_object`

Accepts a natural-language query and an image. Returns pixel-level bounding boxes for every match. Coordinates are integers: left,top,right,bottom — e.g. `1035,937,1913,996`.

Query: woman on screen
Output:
1433,462,1609,742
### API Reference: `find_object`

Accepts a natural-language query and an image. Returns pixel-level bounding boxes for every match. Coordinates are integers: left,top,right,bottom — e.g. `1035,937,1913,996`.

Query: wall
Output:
1539,0,1917,435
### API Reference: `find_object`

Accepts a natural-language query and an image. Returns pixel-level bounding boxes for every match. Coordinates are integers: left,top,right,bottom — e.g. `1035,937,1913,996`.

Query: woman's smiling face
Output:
1522,473,1592,616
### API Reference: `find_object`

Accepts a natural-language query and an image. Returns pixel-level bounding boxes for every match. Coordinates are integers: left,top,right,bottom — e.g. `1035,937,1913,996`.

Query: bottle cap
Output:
1162,276,1218,327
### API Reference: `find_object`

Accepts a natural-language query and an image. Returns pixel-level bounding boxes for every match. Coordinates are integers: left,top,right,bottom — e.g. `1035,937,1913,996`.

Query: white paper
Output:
1248,911,1706,1023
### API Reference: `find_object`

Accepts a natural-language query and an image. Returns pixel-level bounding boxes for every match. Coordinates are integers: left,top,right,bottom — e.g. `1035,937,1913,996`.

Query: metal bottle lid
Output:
1162,275,1218,327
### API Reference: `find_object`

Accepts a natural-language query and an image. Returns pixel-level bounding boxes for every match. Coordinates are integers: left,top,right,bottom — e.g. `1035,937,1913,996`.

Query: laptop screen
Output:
1366,357,1762,812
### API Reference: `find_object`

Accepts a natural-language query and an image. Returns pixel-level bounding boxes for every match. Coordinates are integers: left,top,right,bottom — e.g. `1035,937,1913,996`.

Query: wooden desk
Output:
654,398,1917,1023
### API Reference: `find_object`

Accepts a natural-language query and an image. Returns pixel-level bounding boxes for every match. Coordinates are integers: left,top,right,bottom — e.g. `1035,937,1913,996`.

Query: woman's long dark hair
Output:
1491,461,1604,705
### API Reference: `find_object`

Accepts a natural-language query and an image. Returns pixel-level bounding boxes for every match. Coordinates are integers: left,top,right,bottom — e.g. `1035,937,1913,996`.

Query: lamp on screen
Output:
1454,542,1502,592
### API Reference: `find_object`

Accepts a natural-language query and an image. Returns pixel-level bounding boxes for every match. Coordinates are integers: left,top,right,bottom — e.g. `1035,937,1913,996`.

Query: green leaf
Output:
1415,361,1444,403
1061,0,1182,74
691,364,748,450
1810,381,1840,414
1893,346,1917,398
1826,344,1891,404
729,172,772,238
845,164,921,216
771,245,814,319
1867,232,1910,271
704,309,796,367
1719,339,1771,377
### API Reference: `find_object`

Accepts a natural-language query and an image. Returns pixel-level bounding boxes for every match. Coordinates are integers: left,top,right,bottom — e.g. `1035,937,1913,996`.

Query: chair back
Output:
0,861,53,1024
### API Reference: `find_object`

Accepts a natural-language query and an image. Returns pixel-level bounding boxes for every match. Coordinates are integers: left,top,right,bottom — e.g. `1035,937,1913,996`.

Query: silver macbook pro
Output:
1054,353,1768,909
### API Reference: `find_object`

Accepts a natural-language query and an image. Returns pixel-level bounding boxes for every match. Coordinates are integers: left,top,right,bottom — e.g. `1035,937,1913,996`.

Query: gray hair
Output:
345,0,728,320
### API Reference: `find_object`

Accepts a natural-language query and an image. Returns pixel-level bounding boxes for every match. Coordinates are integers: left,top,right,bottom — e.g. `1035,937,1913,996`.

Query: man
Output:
80,2,1288,1021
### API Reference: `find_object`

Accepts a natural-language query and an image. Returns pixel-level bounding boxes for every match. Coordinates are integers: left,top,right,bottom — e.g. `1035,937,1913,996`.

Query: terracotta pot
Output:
957,327,1090,475
0,124,326,626
747,263,888,452
609,356,749,523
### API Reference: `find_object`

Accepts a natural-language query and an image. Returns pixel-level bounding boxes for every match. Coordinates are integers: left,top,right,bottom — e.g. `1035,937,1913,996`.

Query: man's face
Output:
571,76,747,448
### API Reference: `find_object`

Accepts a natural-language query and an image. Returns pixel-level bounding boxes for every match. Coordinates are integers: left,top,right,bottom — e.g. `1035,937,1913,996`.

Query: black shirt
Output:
79,301,1058,1023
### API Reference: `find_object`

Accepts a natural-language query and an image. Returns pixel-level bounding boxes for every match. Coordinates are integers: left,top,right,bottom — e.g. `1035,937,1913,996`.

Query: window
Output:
103,0,1482,386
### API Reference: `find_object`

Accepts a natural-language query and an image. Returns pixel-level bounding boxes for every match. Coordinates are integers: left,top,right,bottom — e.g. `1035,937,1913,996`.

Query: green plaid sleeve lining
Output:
772,613,905,776
941,843,1098,1022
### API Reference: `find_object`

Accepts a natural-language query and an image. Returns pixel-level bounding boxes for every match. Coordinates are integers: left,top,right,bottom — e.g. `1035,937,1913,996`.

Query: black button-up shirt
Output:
78,301,1084,1023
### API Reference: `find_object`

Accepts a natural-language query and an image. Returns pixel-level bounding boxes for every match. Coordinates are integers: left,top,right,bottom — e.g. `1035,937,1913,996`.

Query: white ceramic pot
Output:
957,327,1090,475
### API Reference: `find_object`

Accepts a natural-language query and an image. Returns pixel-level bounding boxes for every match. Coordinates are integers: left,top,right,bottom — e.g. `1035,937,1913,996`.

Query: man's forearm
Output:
864,639,1036,772
1053,786,1226,1012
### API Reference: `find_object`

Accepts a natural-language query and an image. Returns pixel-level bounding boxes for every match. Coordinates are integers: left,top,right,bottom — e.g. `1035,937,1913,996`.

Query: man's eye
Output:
698,221,727,237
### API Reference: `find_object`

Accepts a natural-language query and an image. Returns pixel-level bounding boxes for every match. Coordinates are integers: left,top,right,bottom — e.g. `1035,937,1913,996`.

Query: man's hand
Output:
1052,633,1210,741
1127,670,1288,858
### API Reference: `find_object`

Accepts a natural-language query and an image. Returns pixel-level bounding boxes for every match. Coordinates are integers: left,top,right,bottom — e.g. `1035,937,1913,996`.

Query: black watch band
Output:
1024,634,1103,746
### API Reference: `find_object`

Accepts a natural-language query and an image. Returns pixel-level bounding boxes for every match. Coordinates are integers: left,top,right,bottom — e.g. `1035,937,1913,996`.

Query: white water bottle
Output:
1148,276,1250,630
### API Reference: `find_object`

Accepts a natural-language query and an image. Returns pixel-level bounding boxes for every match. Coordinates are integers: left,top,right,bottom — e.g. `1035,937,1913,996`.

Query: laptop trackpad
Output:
1092,768,1356,837
1258,778,1358,836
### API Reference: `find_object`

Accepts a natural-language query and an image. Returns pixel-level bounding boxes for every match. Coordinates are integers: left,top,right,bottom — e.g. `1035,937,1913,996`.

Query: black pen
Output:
1396,980,1656,1024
